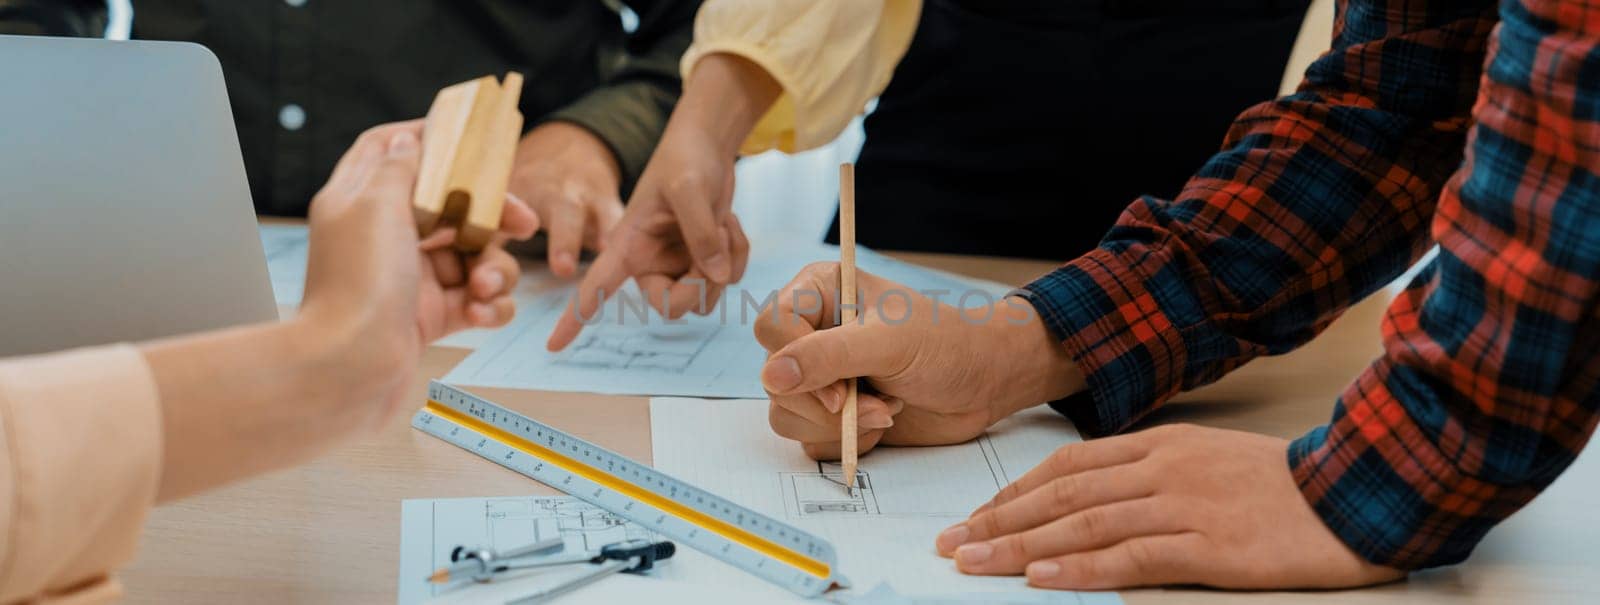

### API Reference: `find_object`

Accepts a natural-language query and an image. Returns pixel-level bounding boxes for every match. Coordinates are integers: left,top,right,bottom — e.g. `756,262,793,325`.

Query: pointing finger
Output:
547,244,629,351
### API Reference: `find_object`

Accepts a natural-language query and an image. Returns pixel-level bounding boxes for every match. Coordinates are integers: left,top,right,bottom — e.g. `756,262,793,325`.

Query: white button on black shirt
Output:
278,104,306,131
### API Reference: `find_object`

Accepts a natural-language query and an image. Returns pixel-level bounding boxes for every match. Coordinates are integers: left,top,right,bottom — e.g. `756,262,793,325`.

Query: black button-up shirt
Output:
1,0,697,215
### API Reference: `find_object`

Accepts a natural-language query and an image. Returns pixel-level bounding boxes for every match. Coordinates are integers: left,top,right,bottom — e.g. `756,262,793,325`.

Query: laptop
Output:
0,35,278,357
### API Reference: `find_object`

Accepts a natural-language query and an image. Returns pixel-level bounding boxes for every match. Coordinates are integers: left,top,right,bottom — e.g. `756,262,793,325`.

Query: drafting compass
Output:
428,537,676,603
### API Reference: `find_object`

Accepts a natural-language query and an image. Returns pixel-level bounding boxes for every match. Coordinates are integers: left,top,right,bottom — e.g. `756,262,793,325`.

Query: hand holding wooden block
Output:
412,72,524,251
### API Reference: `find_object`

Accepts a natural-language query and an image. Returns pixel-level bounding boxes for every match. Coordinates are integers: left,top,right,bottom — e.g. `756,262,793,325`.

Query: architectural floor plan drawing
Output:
481,497,654,553
398,496,660,605
552,322,719,373
651,398,1120,602
783,463,881,517
442,239,1012,398
782,434,1011,519
442,286,769,397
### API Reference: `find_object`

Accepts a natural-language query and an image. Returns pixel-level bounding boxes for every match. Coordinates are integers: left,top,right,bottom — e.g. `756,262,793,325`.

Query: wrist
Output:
672,52,781,155
288,308,408,419
516,121,622,185
974,298,1085,423
283,314,360,403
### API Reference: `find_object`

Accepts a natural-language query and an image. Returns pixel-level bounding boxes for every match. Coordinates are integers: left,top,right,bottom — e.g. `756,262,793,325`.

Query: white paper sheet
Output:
442,240,1012,398
398,496,692,605
649,397,1121,604
398,492,1120,604
399,495,838,605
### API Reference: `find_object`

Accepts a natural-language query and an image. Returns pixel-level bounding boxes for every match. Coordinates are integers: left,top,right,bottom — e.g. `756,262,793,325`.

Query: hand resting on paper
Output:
937,425,1403,590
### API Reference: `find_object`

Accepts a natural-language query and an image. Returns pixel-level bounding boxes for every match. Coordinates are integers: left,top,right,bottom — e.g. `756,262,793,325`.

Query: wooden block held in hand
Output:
412,72,524,251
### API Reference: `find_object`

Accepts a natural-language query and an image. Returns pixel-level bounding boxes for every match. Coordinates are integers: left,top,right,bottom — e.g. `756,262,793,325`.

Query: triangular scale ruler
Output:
412,381,845,597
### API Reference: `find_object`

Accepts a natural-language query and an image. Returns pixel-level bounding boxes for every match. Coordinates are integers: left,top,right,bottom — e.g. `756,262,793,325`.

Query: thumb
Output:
369,128,422,202
663,173,732,283
761,322,912,395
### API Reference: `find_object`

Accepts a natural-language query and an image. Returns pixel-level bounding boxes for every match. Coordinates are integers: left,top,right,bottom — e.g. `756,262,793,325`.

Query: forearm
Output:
979,298,1086,423
526,54,779,196
668,52,782,156
141,317,397,502
541,0,698,189
1026,0,1498,436
1290,0,1600,570
682,0,920,154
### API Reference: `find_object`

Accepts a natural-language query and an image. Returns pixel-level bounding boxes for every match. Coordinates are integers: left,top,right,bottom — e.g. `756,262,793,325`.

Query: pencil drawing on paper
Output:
550,323,718,373
782,463,881,517
482,497,654,553
778,434,1013,519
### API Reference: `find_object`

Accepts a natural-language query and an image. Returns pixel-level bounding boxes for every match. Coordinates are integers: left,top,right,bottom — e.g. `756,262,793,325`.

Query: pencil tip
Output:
427,569,449,584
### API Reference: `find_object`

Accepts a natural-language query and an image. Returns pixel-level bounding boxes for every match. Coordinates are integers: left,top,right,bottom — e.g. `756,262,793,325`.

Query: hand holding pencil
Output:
755,168,1076,464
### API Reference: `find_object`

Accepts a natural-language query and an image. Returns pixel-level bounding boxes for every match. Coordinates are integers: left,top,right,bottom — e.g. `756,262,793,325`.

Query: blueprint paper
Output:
259,224,310,306
259,224,527,349
649,398,1122,604
262,227,1003,362
441,239,1013,398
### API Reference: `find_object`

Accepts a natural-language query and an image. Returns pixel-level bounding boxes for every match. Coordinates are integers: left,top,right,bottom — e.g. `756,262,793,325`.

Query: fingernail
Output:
762,357,801,392
389,131,419,155
936,524,970,552
705,252,730,282
1027,561,1061,581
859,410,893,430
480,271,504,295
470,302,493,324
821,388,843,414
555,252,576,273
955,543,993,566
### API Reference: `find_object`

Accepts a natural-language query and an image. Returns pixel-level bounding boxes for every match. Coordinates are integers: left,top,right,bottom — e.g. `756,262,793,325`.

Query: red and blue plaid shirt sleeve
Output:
1291,1,1600,569
1022,0,1600,569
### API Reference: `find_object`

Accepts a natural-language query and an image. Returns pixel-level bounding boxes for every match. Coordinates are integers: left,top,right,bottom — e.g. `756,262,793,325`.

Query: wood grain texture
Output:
839,163,859,492
411,77,485,235
457,72,523,251
412,73,522,251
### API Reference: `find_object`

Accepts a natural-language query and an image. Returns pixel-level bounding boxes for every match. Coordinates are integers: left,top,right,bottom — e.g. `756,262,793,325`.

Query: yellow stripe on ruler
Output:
423,399,832,580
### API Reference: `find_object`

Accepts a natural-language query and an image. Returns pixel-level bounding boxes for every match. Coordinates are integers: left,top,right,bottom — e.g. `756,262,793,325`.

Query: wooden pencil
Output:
838,163,859,495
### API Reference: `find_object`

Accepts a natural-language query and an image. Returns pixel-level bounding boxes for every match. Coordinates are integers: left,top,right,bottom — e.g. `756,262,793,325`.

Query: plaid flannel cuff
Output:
1288,373,1537,570
1020,248,1190,437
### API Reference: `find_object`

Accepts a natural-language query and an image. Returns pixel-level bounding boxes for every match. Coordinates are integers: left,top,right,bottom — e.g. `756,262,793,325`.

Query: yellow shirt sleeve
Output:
682,0,922,155
0,345,163,605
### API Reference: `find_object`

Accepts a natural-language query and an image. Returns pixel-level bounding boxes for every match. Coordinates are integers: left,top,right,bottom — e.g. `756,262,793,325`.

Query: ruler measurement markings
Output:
413,382,837,597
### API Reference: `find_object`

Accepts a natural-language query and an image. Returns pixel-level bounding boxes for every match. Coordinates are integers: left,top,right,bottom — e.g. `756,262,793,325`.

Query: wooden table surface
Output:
120,250,1598,604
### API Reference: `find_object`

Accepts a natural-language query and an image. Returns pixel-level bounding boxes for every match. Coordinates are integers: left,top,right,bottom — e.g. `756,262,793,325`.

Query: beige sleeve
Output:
682,0,922,155
0,345,163,605
1279,0,1336,96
